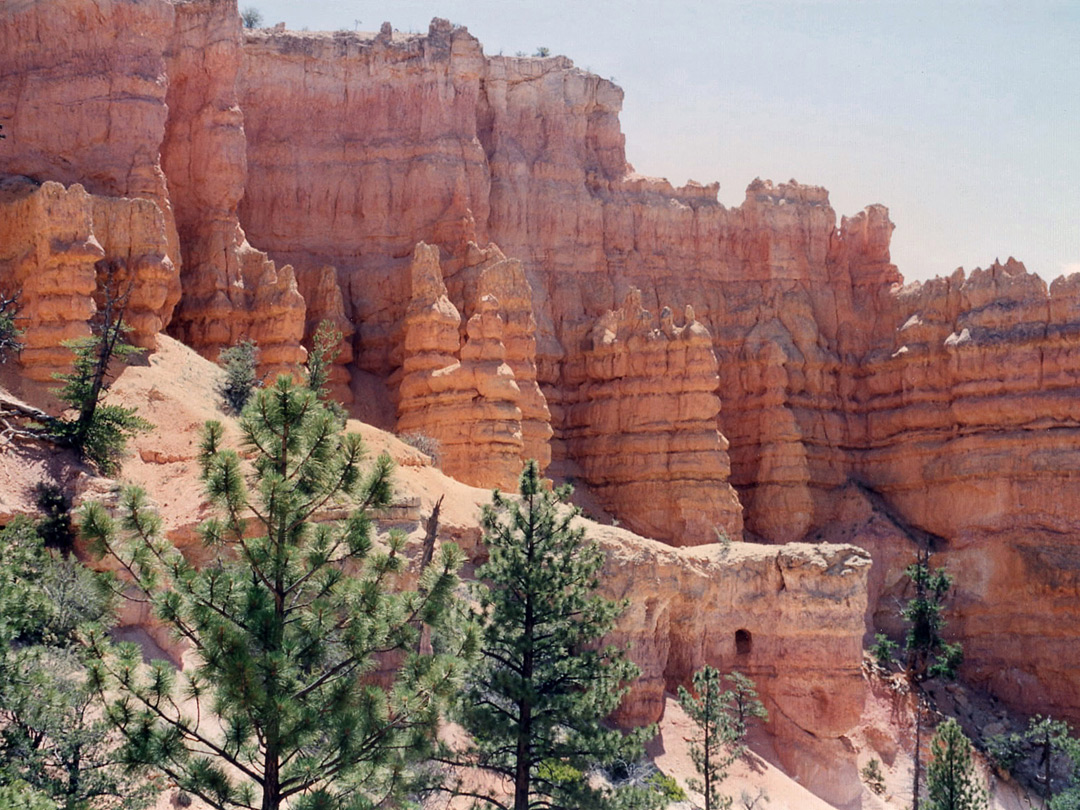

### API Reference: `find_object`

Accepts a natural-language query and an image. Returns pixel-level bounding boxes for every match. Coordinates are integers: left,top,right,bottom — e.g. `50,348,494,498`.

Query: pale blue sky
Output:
250,1,1079,283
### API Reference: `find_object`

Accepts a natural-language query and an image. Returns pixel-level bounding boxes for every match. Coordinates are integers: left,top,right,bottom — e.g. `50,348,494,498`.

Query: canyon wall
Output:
4,0,1080,777
162,0,306,379
0,0,304,382
232,20,1080,731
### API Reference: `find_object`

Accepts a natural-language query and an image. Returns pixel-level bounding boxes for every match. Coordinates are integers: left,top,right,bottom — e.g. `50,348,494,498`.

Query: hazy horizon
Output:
249,0,1079,284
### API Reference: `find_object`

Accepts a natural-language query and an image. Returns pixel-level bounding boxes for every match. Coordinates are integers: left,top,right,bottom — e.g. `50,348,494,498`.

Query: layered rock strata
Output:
0,180,99,381
598,532,871,807
0,178,176,380
294,265,355,404
563,289,743,545
0,0,182,291
6,1,1080,752
850,259,1080,721
446,242,553,470
229,22,1080,727
161,0,306,379
395,243,524,489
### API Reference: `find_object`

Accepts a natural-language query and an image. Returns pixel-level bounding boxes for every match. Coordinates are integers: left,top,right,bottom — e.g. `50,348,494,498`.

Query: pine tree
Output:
0,519,153,810
926,719,987,810
218,338,260,413
305,320,342,402
454,460,655,810
987,715,1080,807
722,671,768,744
902,549,963,810
0,290,23,363
81,375,464,810
51,263,150,474
678,666,738,810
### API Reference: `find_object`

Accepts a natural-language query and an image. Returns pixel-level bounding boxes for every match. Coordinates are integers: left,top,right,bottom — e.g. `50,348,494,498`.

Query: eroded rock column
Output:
563,289,743,545
396,243,525,489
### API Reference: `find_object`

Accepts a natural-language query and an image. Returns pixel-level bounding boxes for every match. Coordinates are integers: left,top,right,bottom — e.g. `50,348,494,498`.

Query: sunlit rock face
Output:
598,532,871,808
162,0,305,379
0,178,176,380
5,3,1080,763
233,19,1080,734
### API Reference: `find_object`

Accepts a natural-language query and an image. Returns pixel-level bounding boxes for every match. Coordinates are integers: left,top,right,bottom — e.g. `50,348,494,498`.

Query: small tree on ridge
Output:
903,548,963,810
926,718,987,810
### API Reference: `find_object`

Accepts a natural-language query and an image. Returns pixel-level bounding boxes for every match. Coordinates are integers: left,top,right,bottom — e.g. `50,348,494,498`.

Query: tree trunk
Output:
913,692,921,810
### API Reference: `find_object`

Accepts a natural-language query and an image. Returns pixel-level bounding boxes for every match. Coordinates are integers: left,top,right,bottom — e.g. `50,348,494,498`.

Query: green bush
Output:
218,338,260,413
646,772,687,803
871,633,899,669
861,758,886,795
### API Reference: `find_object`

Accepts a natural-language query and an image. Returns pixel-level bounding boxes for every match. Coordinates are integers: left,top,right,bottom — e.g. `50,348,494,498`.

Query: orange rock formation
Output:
563,289,743,545
395,243,525,490
5,4,1080,793
599,536,871,806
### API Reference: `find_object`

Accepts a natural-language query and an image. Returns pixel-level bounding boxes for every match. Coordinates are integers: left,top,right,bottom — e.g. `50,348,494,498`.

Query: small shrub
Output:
714,525,732,548
534,46,550,57
647,771,687,803
870,633,899,669
34,483,74,556
398,431,441,467
240,6,262,28
219,338,260,413
0,291,23,362
306,319,342,400
740,788,769,809
861,758,887,795
985,731,1024,773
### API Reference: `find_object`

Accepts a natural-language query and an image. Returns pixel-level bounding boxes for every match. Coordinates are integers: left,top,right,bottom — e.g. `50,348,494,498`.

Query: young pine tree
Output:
678,666,738,810
82,376,464,810
0,290,23,363
305,320,343,402
455,460,655,810
903,548,963,810
926,719,987,810
218,338,260,413
987,716,1080,807
52,264,150,474
722,671,768,744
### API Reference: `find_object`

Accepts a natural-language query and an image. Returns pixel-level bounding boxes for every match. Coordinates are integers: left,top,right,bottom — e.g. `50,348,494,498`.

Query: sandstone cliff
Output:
395,242,525,489
162,0,306,379
6,4,1080,796
230,19,1080,736
563,288,743,545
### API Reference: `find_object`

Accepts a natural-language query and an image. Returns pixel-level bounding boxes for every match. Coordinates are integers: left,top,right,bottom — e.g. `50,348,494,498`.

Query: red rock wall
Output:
7,3,1080,744
232,20,1080,731
849,258,1080,720
0,0,182,298
234,27,901,546
0,180,99,381
395,242,526,489
0,178,177,380
563,289,743,545
237,20,491,380
600,534,871,808
162,0,305,379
